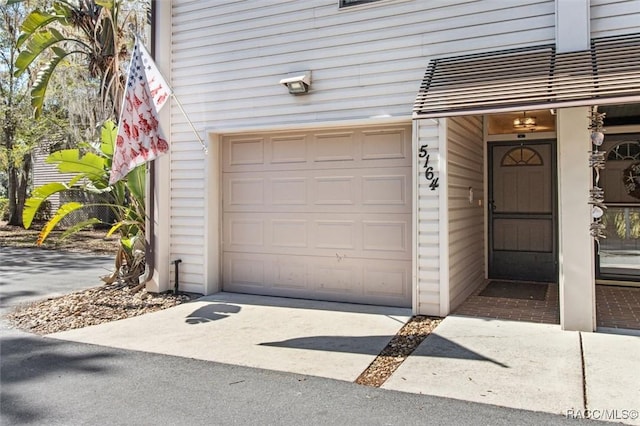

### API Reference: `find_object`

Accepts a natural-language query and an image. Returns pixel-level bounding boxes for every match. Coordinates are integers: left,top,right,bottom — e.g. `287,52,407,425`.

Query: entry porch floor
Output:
453,281,640,331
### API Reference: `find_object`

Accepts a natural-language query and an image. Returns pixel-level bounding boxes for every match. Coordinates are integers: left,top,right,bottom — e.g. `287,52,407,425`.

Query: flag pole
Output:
170,93,208,154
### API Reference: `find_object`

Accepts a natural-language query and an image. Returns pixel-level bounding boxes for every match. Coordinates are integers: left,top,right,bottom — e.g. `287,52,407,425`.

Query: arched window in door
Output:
500,146,543,167
606,140,640,161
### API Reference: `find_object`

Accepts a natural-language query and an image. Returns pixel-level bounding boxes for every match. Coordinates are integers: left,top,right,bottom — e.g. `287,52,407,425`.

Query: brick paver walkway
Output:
454,281,639,330
596,285,640,330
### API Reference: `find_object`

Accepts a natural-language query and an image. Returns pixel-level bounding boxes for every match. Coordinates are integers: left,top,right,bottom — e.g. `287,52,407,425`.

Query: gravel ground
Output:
1,221,442,387
355,315,442,387
6,283,191,335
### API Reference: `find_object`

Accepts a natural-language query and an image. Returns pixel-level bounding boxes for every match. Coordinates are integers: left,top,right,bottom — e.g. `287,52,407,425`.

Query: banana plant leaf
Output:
46,149,107,183
37,202,84,245
23,182,69,229
60,218,104,240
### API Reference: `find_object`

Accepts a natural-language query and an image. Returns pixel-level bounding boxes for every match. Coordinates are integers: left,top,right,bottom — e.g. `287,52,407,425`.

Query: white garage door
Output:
222,125,412,307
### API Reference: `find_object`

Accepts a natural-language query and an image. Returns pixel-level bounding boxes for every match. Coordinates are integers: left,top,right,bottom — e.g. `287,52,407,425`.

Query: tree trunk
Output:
16,152,31,225
7,164,20,226
6,152,31,227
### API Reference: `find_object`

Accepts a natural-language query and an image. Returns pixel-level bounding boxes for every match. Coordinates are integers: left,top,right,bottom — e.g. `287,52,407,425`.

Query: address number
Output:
418,144,439,191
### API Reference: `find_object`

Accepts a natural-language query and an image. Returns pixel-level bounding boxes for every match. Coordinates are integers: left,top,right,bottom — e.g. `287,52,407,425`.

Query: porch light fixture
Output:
280,71,311,94
513,112,537,129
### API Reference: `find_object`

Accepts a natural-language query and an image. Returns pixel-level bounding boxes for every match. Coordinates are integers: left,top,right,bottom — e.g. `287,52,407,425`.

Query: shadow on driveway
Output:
260,334,509,368
185,303,242,324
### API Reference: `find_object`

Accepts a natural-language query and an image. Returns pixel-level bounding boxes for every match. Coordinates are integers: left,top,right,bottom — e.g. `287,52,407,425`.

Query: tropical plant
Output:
1,3,32,227
1,2,70,227
13,0,152,286
9,0,136,119
23,120,147,285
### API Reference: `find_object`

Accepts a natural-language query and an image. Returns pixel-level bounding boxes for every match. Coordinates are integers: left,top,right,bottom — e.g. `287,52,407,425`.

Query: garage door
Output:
222,125,412,307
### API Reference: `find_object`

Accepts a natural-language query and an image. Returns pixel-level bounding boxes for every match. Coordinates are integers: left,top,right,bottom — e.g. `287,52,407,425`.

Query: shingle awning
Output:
413,33,640,119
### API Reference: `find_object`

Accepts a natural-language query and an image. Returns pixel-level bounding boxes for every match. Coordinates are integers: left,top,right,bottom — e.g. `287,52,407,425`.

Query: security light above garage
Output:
280,71,311,94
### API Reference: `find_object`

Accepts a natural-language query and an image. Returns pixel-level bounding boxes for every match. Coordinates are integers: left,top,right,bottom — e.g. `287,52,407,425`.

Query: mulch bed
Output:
6,283,191,335
355,315,442,387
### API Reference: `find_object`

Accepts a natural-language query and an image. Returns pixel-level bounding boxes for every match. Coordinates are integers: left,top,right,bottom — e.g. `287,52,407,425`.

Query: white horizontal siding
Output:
416,119,441,316
591,0,640,38
167,0,556,296
447,116,485,312
32,142,76,214
169,0,555,126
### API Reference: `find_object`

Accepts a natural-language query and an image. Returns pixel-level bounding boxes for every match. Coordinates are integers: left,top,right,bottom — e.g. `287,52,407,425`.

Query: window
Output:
606,141,640,161
598,138,640,281
340,0,381,7
500,147,543,167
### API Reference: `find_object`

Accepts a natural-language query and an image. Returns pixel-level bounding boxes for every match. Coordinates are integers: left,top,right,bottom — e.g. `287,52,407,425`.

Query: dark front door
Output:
489,141,557,282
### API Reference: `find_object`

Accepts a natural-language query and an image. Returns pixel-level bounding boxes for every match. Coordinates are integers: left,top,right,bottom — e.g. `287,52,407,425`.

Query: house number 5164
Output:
418,144,439,191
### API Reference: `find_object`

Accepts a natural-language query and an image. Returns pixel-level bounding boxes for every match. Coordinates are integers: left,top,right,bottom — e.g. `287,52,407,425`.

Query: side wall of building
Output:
447,116,485,311
590,0,640,38
167,0,557,295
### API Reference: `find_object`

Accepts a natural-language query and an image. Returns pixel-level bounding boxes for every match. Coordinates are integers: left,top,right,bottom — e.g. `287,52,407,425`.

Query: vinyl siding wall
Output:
167,0,557,295
415,119,443,316
32,142,75,214
591,0,640,38
170,0,556,127
447,116,485,311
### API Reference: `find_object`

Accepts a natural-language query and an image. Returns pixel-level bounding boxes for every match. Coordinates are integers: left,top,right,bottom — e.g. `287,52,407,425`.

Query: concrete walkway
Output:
47,293,640,424
384,316,640,424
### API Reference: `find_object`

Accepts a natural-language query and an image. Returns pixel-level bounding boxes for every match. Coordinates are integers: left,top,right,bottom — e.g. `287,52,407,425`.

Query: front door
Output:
489,141,557,282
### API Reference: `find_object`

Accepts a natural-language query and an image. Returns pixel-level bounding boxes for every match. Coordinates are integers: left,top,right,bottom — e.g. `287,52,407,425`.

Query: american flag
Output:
109,39,172,185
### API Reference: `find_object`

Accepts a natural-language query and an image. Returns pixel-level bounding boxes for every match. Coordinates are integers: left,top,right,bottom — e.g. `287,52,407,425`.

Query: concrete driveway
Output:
47,292,412,382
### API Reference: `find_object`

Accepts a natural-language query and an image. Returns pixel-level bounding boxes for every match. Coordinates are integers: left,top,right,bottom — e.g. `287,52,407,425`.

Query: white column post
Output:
555,0,590,52
557,107,596,331
555,0,595,331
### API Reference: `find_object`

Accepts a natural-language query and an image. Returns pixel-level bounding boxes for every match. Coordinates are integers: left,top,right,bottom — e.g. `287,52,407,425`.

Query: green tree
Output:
10,0,135,119
14,0,152,285
1,1,107,226
1,3,38,226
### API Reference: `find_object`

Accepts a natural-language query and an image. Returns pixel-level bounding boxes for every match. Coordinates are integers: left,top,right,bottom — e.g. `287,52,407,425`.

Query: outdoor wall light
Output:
280,71,311,94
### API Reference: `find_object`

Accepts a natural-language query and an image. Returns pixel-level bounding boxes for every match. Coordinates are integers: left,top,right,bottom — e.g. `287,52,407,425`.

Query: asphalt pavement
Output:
0,247,115,315
2,332,589,426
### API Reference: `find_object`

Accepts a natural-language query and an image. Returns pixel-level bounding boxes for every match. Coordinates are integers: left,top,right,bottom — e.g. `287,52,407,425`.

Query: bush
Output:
0,198,7,221
0,199,49,223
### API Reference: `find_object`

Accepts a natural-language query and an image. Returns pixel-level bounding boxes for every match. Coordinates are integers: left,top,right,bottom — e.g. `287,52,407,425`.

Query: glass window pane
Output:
599,207,640,279
340,0,380,7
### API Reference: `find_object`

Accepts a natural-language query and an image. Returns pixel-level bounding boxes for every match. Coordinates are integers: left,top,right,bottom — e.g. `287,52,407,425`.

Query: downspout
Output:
139,0,157,287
